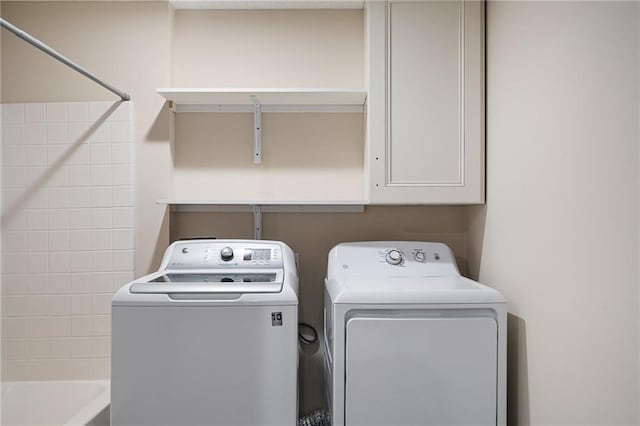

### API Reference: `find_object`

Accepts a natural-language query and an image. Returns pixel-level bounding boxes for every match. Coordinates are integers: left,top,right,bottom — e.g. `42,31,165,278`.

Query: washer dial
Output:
220,247,234,261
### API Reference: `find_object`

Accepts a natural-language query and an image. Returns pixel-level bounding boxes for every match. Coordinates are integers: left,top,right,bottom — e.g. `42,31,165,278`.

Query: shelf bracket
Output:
251,95,262,164
253,204,262,240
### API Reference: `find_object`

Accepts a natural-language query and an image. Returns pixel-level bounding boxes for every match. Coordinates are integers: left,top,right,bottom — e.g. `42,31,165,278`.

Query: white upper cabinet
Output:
366,0,485,204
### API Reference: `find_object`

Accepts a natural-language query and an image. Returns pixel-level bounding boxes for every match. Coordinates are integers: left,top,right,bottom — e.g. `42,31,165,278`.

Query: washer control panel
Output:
166,241,283,270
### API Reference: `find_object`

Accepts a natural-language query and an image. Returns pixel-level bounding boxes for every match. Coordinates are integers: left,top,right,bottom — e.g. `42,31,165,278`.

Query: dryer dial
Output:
385,249,403,265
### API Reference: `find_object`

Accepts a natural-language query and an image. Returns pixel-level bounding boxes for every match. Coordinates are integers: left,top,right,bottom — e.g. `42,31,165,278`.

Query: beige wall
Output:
3,0,640,421
173,9,364,88
1,1,173,275
0,2,469,411
468,1,639,424
172,112,365,201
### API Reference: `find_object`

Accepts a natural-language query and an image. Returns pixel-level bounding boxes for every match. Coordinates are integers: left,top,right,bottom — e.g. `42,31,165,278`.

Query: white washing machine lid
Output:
129,270,284,294
113,240,298,306
326,275,505,304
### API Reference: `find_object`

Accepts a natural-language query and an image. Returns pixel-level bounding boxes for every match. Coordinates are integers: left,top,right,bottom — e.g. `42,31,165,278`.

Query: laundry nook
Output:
0,1,639,426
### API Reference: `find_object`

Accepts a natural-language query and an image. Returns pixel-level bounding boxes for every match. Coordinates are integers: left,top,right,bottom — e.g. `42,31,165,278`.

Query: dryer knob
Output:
220,247,234,261
386,249,403,265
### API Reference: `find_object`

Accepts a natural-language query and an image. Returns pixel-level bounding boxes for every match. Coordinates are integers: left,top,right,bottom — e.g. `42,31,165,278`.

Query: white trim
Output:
171,0,365,9
157,88,367,107
160,202,366,213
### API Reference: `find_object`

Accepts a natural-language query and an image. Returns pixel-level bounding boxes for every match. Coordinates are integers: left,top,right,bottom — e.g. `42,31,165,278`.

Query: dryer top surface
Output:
326,242,505,305
326,275,505,304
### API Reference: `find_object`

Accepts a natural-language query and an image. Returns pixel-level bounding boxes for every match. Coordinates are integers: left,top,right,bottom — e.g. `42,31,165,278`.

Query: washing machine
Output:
324,241,506,426
111,239,298,426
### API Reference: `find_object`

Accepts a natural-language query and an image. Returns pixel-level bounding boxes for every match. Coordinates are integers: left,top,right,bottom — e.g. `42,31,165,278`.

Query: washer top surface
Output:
326,242,505,304
113,239,298,306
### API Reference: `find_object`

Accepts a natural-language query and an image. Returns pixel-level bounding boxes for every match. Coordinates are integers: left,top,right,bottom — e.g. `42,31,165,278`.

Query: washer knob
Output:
386,249,403,265
414,251,426,262
220,247,234,261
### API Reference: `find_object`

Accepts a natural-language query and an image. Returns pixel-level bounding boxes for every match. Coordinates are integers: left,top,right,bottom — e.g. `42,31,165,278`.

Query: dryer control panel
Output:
328,241,460,277
163,241,283,270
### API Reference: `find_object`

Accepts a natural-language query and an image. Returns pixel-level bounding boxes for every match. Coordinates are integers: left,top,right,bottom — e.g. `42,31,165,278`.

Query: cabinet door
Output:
366,0,484,204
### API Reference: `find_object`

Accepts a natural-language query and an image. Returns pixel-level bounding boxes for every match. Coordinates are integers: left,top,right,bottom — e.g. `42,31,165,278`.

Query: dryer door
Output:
345,315,497,426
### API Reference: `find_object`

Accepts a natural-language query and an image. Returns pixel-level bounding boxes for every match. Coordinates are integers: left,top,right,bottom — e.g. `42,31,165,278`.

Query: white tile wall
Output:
1,101,134,380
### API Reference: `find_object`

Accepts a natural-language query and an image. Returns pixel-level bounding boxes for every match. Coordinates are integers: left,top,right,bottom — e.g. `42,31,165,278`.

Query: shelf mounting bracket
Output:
251,95,262,164
253,204,262,240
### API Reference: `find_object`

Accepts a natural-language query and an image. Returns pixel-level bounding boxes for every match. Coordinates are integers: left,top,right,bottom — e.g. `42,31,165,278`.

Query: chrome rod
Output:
0,18,130,101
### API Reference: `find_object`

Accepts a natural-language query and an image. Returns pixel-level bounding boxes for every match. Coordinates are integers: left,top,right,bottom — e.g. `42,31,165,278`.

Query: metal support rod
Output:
253,205,262,240
251,95,262,164
0,18,131,101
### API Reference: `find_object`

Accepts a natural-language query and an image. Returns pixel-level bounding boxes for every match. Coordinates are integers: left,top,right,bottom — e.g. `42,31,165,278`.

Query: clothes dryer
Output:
324,241,506,426
112,239,298,426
